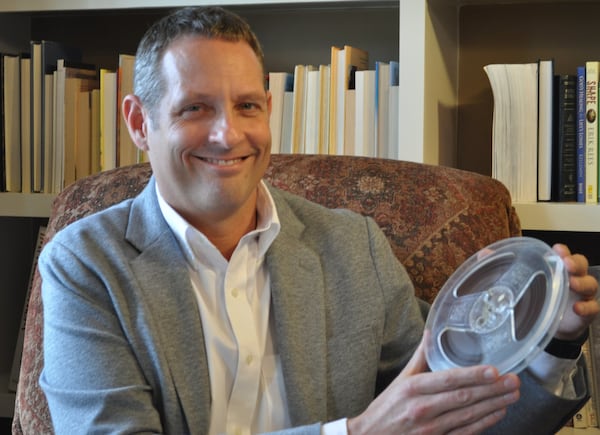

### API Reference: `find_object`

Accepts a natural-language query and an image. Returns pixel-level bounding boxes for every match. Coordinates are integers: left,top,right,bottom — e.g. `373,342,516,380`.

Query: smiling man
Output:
38,6,598,435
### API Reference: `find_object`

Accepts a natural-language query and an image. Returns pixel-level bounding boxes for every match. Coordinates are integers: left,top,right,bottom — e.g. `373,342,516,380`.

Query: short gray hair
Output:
133,6,265,123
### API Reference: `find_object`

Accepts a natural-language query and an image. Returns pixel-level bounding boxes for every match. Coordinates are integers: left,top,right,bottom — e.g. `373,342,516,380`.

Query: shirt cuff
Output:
322,418,348,435
527,350,580,398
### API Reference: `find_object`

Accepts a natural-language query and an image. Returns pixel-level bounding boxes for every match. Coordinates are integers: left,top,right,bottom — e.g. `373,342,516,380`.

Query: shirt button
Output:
246,354,254,366
231,288,239,298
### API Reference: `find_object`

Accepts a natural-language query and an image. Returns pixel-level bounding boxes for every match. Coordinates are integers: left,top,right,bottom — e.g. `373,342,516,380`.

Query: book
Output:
375,61,390,159
53,60,97,192
388,61,399,160
343,88,356,156
388,85,399,160
64,75,98,187
328,45,369,155
52,65,64,193
304,69,321,154
2,53,21,192
100,68,117,171
30,40,82,192
552,74,577,202
328,45,342,154
484,62,538,203
576,66,586,203
20,55,31,193
75,90,92,181
290,64,315,154
355,69,376,157
280,90,294,154
585,61,598,204
117,53,137,167
30,41,42,191
42,73,53,193
317,64,330,154
537,59,554,201
8,225,47,393
90,88,101,174
268,71,293,154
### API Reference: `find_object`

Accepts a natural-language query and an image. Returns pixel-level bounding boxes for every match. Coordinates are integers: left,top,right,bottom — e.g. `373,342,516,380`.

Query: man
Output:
39,6,599,434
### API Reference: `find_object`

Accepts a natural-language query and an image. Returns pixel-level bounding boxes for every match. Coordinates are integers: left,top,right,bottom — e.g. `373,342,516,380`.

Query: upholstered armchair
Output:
12,154,521,433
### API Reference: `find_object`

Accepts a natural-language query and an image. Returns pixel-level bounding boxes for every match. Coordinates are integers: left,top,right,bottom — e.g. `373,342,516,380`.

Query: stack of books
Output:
0,39,400,195
267,44,399,160
485,58,599,204
0,40,140,194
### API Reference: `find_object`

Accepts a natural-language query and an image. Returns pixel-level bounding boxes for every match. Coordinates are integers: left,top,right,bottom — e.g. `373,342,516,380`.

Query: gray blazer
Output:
39,177,588,434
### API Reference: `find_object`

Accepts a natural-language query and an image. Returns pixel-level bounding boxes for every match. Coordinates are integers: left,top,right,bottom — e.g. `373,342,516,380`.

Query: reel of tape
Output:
424,236,569,375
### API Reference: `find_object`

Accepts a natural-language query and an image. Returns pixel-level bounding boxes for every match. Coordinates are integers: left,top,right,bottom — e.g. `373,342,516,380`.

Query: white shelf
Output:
0,193,54,218
514,203,600,232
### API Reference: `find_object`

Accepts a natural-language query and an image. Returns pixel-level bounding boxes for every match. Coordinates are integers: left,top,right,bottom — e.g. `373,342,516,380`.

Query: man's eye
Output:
185,104,202,112
240,102,259,110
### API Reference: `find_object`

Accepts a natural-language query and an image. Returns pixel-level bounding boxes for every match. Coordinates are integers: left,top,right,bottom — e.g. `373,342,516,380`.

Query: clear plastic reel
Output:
424,237,569,375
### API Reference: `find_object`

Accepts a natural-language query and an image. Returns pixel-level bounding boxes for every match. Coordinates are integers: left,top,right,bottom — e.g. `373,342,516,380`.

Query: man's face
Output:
145,35,272,227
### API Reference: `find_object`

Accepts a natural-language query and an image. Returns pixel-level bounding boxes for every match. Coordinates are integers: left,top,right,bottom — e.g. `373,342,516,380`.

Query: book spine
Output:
537,59,554,201
585,61,599,204
554,74,577,201
577,66,586,202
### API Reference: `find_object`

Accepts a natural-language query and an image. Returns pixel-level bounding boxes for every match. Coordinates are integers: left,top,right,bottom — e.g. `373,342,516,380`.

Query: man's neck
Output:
199,208,258,260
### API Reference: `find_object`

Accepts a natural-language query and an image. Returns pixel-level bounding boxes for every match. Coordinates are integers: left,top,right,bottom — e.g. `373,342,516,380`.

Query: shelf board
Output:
514,202,600,232
0,193,54,218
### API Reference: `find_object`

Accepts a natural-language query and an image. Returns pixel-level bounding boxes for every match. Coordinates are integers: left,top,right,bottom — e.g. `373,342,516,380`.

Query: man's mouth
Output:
200,157,245,166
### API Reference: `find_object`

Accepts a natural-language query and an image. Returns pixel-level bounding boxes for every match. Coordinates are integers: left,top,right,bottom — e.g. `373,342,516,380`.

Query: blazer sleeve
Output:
485,358,589,434
38,235,165,434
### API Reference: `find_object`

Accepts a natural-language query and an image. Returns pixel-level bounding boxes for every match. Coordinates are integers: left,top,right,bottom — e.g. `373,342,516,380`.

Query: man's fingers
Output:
399,331,430,377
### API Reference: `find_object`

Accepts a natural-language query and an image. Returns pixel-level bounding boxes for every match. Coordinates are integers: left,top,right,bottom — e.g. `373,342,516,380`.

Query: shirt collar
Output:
156,181,281,265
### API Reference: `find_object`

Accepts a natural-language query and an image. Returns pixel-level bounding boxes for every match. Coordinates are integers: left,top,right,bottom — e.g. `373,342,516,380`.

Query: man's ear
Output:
266,89,272,117
122,94,151,152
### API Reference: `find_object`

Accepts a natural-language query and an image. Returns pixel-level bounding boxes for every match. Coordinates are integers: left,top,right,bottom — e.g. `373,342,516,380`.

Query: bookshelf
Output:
0,0,599,425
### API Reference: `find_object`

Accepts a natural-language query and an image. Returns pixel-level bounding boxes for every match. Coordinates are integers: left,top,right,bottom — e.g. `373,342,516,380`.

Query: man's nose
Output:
208,108,242,145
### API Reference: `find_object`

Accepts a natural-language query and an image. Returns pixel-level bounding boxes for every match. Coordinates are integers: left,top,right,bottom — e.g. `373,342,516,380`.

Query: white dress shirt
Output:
158,182,291,435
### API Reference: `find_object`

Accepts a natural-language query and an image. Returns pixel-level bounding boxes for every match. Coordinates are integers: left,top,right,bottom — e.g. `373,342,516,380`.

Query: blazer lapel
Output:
127,179,211,433
267,190,328,425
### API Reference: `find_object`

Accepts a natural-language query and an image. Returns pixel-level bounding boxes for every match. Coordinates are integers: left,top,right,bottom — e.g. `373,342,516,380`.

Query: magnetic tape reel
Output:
424,237,570,375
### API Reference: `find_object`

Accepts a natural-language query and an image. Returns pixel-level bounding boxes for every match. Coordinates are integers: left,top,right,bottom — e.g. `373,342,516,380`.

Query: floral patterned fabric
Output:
12,154,520,434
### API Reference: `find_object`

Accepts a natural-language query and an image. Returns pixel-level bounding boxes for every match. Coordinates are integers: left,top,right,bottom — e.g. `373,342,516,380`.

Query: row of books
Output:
0,40,399,195
0,40,141,194
485,59,599,204
268,45,399,160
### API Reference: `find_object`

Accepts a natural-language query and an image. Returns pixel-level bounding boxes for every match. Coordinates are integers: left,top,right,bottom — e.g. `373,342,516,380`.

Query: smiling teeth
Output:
204,158,242,166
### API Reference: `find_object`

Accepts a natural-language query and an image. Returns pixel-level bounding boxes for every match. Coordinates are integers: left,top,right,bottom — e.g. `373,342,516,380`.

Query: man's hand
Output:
347,333,520,435
552,244,599,341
